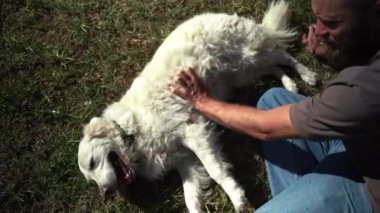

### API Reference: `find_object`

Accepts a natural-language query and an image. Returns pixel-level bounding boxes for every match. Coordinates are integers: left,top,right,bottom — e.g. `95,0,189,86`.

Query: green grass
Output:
1,0,333,212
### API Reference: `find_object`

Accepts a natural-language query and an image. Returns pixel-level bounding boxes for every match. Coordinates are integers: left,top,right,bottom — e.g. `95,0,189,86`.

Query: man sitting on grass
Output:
169,0,380,212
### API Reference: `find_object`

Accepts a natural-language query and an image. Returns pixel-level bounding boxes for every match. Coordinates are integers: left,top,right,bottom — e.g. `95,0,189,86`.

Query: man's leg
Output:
255,168,372,213
257,87,340,196
255,88,372,212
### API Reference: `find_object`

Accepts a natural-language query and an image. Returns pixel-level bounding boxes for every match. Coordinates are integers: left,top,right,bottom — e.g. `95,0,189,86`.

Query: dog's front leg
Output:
183,124,247,212
175,155,211,213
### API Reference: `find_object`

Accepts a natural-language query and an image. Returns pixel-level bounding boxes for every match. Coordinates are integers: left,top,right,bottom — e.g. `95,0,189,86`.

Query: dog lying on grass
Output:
77,1,316,212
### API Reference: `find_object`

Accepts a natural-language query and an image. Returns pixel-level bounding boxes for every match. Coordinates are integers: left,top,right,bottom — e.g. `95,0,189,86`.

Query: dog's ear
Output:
103,103,138,135
89,117,102,125
83,117,111,139
118,111,138,135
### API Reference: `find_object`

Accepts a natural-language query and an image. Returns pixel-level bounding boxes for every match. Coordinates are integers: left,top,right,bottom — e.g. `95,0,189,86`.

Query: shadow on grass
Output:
119,141,268,211
120,171,183,209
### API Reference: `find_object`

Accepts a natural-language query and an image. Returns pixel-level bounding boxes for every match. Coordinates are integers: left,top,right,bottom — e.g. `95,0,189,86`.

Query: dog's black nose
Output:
101,186,115,202
104,188,112,197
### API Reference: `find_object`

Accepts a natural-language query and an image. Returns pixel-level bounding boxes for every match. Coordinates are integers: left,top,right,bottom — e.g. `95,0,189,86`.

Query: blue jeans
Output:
255,88,373,213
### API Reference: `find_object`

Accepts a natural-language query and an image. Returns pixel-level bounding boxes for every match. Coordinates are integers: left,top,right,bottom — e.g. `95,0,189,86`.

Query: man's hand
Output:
169,67,207,107
302,24,329,58
168,68,297,140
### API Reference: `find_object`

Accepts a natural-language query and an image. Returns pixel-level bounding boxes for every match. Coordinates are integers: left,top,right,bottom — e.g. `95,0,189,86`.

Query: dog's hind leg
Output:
273,50,317,86
175,155,211,213
271,66,298,92
183,124,246,212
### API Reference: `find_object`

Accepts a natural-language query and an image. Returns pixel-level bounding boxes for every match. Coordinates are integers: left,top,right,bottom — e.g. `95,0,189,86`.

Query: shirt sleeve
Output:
290,83,375,140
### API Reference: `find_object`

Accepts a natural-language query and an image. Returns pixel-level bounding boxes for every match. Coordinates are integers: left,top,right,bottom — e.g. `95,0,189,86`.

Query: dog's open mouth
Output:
109,151,135,185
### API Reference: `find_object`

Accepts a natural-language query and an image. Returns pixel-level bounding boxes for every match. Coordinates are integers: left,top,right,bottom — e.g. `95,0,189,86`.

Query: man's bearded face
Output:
311,0,370,69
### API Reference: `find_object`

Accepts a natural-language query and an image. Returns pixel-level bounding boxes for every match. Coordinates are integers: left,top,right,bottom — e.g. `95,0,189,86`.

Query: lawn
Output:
1,0,332,212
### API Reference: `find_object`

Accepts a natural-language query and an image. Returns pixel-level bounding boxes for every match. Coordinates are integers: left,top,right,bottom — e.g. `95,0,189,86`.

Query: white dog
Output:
78,1,316,212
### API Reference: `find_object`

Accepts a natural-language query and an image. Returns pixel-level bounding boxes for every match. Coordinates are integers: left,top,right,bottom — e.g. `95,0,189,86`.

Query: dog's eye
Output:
89,158,95,170
123,134,135,146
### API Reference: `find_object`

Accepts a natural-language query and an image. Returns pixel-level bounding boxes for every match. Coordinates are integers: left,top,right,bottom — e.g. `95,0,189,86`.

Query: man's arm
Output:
195,96,297,140
169,67,298,141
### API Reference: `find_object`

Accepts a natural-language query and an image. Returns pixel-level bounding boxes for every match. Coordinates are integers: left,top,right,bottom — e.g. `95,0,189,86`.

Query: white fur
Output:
78,1,316,212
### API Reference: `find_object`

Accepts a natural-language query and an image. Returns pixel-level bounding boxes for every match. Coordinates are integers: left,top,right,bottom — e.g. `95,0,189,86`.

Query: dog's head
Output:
78,117,137,200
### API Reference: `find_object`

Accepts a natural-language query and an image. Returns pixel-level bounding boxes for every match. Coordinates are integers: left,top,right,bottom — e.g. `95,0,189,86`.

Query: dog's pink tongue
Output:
124,169,131,182
119,158,133,184
123,167,133,184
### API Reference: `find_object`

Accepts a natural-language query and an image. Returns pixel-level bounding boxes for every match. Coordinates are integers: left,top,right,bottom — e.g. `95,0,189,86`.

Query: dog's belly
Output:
135,144,192,180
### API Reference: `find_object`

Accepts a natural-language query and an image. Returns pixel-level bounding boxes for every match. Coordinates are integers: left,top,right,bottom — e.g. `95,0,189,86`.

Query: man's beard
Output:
321,34,375,70
322,44,351,70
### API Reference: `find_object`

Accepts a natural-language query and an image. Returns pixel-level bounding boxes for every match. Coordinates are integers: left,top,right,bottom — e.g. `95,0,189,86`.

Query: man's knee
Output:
257,87,292,110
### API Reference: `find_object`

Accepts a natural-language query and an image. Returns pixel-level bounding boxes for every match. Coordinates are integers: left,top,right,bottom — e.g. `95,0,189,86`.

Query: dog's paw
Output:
282,79,298,93
301,71,318,86
234,198,249,213
230,187,248,213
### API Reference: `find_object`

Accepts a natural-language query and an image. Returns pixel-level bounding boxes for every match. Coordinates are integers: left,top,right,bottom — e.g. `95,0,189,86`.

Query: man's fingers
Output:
171,66,204,103
182,67,197,84
178,71,193,89
307,25,315,43
171,68,196,99
169,84,189,99
301,24,321,55
173,67,193,87
175,67,201,93
301,33,308,45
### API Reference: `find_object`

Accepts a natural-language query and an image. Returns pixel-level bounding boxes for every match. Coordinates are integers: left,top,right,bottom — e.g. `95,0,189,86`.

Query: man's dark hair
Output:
345,0,377,16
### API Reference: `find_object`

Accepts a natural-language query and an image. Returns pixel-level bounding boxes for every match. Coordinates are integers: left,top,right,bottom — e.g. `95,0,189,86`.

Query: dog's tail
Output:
260,0,297,44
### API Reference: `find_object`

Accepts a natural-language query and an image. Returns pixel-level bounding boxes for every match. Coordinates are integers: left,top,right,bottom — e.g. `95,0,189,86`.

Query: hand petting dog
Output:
170,67,207,108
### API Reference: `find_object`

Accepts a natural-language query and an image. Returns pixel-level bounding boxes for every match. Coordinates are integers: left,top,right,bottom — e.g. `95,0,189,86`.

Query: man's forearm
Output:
194,95,297,141
169,67,298,140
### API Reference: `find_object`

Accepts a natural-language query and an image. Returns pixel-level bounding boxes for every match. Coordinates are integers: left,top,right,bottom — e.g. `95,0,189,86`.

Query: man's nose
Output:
315,20,328,36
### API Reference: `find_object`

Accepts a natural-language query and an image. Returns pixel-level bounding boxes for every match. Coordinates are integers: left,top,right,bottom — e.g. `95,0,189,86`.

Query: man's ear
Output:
375,0,380,8
375,0,380,15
